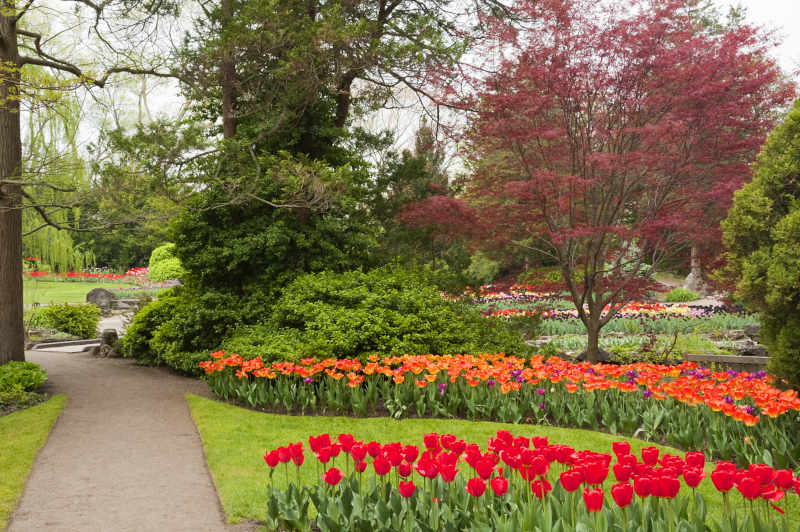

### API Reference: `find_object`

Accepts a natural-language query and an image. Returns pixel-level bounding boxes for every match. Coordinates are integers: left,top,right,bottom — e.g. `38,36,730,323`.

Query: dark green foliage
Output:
32,303,100,339
722,98,800,389
120,286,246,375
0,362,47,392
238,267,532,362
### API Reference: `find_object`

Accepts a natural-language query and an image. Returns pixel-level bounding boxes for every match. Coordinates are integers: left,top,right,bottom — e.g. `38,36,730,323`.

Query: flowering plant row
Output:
263,430,799,531
201,353,800,468
24,270,142,282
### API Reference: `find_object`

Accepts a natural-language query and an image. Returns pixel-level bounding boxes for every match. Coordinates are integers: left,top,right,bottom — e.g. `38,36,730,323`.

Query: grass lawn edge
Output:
0,395,67,531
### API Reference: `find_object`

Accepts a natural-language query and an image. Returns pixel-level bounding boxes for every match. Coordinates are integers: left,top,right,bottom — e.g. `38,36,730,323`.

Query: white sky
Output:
715,0,800,74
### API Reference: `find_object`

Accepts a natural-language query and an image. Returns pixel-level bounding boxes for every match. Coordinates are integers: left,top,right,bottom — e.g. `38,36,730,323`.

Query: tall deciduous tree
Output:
0,1,176,364
426,0,794,361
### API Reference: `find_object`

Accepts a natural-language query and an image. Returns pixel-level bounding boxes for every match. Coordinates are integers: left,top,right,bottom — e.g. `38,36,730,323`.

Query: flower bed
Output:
263,430,799,531
201,353,800,468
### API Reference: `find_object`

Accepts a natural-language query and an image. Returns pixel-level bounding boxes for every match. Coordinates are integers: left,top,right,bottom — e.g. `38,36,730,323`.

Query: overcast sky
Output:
716,0,800,73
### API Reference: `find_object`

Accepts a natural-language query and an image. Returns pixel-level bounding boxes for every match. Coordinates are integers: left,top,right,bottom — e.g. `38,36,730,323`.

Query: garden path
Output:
8,350,259,532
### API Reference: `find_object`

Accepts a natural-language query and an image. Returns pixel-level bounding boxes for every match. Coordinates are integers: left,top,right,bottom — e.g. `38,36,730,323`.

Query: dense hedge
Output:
32,303,100,338
148,243,185,282
122,267,533,373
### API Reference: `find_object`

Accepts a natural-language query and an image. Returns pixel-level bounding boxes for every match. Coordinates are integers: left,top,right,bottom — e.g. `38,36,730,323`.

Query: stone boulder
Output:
86,288,115,314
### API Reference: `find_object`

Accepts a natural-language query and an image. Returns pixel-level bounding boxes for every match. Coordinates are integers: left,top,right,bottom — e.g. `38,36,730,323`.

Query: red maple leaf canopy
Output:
422,0,795,359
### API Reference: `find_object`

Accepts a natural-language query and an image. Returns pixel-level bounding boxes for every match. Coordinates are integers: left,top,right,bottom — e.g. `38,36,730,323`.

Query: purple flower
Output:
723,394,734,404
303,377,313,384
745,405,756,416
642,390,653,399
536,388,545,396
539,403,546,410
727,370,740,377
438,383,447,396
487,379,496,387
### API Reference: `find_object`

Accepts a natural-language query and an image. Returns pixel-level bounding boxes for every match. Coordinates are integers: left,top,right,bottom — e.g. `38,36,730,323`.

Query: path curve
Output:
9,350,258,532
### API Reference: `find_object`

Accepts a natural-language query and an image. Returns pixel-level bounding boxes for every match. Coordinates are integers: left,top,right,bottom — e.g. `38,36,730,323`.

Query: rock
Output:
732,340,768,357
743,324,761,342
86,288,115,314
101,329,118,347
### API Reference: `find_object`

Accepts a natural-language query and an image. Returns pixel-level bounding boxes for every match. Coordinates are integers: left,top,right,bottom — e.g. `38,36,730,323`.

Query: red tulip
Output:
414,457,439,479
466,477,487,497
291,453,304,467
683,468,705,489
612,441,631,459
439,464,459,482
532,436,548,449
530,478,552,498
386,449,404,467
354,460,367,473
611,482,633,508
398,480,416,498
323,468,343,486
337,433,355,452
277,446,291,463
749,464,775,486
711,469,734,492
316,447,332,464
633,476,652,498
685,451,705,470
289,442,303,458
619,454,638,468
309,434,331,453
403,445,419,463
441,434,457,449
491,476,509,496
475,457,495,480
373,457,391,476
583,487,604,512
559,470,583,492
350,444,367,462
367,441,382,458
264,450,280,468
530,455,550,477
641,447,659,466
423,433,440,451
659,476,681,499
397,461,412,477
774,470,793,490
736,476,761,500
514,436,530,449
584,463,609,485
613,463,632,483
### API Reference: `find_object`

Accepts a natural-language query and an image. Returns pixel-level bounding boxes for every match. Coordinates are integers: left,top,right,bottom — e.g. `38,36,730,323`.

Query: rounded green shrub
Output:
0,361,47,392
148,243,185,282
32,303,100,338
664,288,700,302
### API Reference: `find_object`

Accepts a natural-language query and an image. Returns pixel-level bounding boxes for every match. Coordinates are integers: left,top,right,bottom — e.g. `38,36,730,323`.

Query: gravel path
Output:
8,350,259,532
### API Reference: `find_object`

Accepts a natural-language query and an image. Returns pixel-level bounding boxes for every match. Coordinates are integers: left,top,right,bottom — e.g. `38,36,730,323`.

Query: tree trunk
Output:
683,245,704,293
0,6,25,364
220,0,237,138
584,320,601,363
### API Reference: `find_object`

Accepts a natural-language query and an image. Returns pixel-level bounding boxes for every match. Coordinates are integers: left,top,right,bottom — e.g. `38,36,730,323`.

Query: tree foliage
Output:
413,0,794,361
722,99,800,389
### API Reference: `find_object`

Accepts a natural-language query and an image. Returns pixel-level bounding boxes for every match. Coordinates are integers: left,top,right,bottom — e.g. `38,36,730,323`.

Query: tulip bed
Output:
200,353,800,469
262,430,800,531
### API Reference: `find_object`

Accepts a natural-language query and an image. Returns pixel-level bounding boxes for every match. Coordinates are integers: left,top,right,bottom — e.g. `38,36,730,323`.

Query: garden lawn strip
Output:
8,350,257,532
0,395,66,530
187,394,799,526
23,279,137,305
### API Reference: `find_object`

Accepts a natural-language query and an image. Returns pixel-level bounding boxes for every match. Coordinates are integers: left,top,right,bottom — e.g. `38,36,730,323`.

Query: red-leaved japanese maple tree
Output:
422,0,795,361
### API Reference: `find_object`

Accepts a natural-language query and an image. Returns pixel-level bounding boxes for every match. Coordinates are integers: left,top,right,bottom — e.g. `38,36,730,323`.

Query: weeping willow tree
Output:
21,69,95,273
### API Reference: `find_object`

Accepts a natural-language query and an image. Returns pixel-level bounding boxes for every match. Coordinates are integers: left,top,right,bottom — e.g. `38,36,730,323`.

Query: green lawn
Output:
0,395,66,530
23,280,137,306
187,394,799,528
